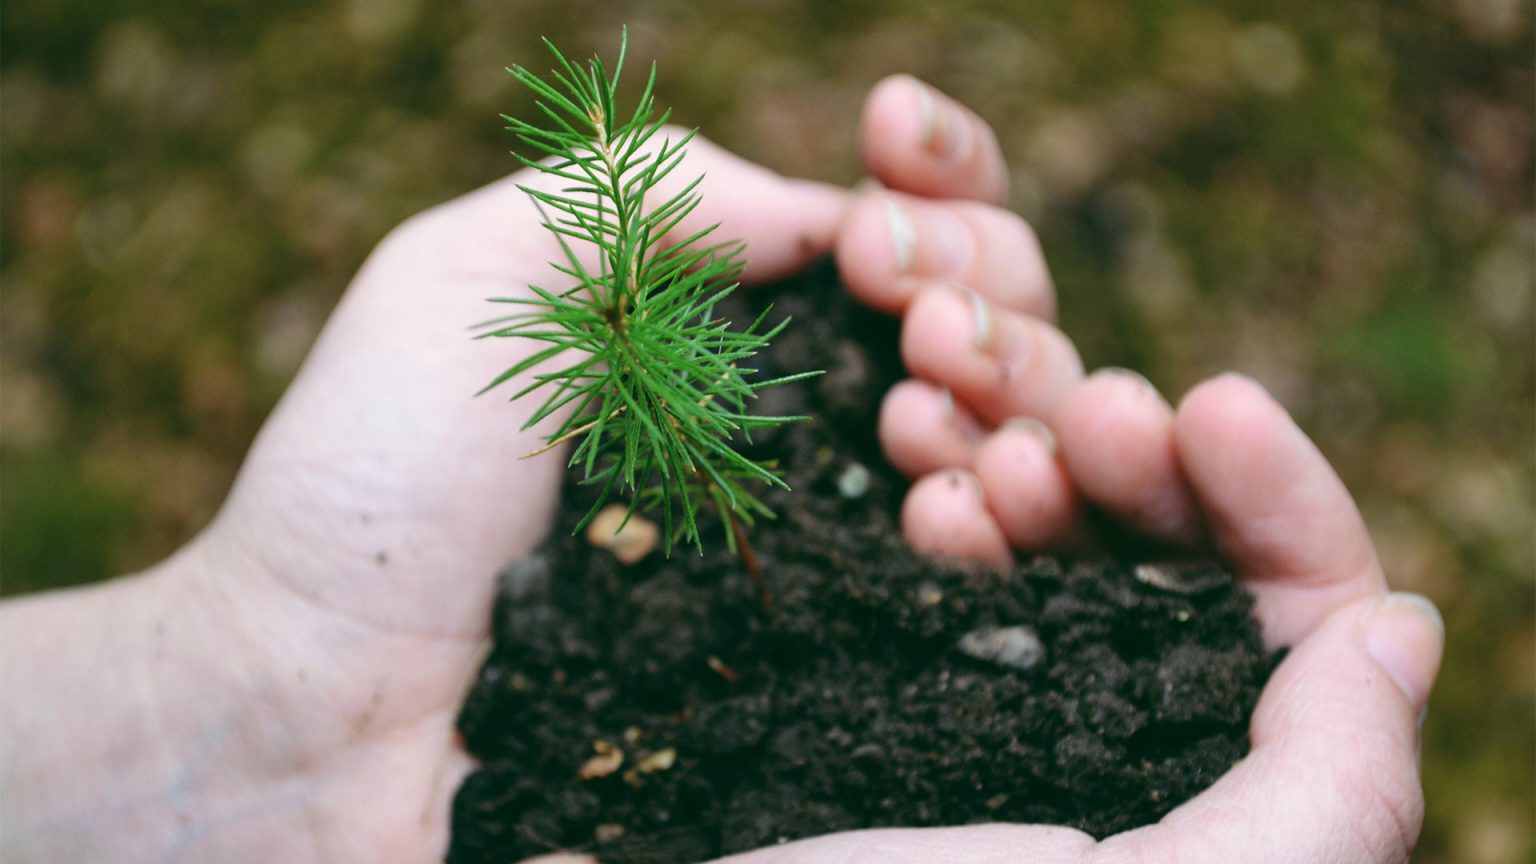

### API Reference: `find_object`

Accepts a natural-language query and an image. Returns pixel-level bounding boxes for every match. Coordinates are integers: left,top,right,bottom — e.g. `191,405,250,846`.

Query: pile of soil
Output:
450,263,1279,864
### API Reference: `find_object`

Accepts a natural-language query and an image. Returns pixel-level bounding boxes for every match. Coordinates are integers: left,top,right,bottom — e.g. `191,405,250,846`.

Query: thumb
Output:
1106,592,1444,864
653,131,851,282
462,127,850,284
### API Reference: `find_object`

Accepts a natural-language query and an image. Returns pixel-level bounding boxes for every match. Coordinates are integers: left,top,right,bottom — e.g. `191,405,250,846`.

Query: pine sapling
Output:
476,31,817,600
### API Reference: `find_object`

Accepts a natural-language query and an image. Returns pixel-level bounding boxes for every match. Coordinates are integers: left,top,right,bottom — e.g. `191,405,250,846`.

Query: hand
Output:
0,73,1443,864
0,128,847,862
683,76,1444,864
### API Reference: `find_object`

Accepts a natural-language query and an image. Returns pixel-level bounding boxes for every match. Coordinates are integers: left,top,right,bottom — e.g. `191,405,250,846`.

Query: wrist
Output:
1,560,180,860
0,542,271,862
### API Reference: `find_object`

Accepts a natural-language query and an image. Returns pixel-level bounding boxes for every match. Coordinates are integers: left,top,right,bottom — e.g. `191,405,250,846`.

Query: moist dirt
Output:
449,263,1278,864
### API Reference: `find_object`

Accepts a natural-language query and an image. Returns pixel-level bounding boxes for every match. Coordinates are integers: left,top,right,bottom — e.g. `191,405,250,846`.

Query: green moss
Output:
0,451,138,596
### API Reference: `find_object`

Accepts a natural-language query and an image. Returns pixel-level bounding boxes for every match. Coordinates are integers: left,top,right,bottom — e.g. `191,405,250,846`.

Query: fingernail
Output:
1099,366,1156,390
913,81,969,161
1363,592,1445,714
1217,370,1277,400
956,285,993,352
883,197,916,271
914,79,937,142
944,284,1024,367
936,385,985,445
854,176,886,196
1098,367,1169,406
1218,370,1264,388
1003,417,1057,454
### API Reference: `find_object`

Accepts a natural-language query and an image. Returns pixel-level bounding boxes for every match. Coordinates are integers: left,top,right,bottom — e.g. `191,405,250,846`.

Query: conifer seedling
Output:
477,31,816,591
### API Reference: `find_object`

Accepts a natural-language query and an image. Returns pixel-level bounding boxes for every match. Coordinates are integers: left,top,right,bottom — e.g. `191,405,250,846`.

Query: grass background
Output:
2,1,1531,860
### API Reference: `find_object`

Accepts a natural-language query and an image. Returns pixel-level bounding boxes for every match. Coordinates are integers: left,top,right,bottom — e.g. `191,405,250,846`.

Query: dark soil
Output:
449,262,1279,864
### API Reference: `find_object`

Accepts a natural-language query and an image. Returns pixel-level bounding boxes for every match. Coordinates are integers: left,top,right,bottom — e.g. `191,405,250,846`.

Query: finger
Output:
677,134,851,282
901,286,1083,426
859,74,1009,205
1173,374,1387,646
837,191,1054,318
878,379,984,478
901,469,1012,570
488,130,850,283
973,420,1088,553
712,824,1091,863
1053,369,1203,548
1102,593,1443,864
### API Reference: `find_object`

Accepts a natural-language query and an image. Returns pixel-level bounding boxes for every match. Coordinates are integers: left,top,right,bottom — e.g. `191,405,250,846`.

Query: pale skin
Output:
0,76,1443,864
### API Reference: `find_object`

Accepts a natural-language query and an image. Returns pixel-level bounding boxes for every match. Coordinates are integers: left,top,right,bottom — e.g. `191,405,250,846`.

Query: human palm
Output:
138,136,849,862
0,77,1440,864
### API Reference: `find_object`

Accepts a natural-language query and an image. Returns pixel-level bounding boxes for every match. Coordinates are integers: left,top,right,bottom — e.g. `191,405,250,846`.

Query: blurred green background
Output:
2,1,1530,860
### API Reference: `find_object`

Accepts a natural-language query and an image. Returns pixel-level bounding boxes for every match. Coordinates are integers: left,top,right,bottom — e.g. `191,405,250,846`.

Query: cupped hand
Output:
185,138,849,859
0,124,847,863
678,76,1443,864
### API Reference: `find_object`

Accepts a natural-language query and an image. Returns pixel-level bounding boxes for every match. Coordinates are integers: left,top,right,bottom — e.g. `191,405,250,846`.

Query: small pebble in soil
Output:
916,581,944,608
1133,561,1230,595
836,462,872,498
956,625,1046,670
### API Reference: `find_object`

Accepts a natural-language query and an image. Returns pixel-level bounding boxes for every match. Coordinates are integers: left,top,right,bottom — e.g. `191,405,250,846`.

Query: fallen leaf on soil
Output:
595,823,626,843
585,505,660,564
707,655,739,683
635,748,677,773
578,740,624,780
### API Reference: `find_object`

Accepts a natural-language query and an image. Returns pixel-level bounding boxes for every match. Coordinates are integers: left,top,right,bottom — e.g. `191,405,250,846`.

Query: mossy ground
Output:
3,5,1529,860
